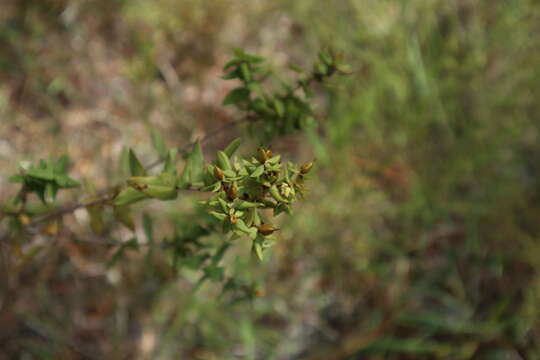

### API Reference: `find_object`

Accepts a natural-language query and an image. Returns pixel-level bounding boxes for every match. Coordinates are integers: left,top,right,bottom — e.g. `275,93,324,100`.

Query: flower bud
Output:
257,147,272,163
257,223,279,236
214,166,225,181
300,161,314,174
226,183,238,200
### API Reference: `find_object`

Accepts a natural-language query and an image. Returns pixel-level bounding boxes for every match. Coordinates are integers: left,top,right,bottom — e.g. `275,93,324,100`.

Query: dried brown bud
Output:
300,161,314,174
257,147,272,163
226,183,238,200
257,223,279,236
214,166,224,181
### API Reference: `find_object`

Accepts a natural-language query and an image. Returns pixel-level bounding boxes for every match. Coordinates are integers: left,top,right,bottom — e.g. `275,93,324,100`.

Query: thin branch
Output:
2,117,249,238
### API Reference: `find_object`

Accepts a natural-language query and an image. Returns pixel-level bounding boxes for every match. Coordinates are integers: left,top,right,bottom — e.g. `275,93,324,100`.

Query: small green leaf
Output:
223,87,250,106
140,184,177,200
252,240,264,261
55,174,79,188
128,149,147,176
288,63,303,73
318,51,333,66
223,138,242,157
142,213,153,243
178,140,204,188
163,149,178,175
27,166,54,181
210,211,227,221
250,165,265,178
8,174,24,183
119,146,130,177
204,265,224,282
54,155,69,174
114,187,148,206
222,69,240,80
234,218,253,235
240,63,251,82
44,182,58,203
113,205,135,231
151,128,168,159
274,98,285,117
217,151,232,171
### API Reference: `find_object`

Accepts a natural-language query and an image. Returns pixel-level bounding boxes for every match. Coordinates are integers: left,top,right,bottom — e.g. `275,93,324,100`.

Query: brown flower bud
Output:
257,223,279,236
300,161,314,174
226,183,238,200
257,147,272,163
214,166,224,181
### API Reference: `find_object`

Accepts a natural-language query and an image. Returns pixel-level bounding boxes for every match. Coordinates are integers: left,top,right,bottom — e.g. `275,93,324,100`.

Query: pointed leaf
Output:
223,87,250,106
151,128,168,158
114,187,148,206
113,205,135,231
178,140,204,188
129,149,147,176
223,138,242,158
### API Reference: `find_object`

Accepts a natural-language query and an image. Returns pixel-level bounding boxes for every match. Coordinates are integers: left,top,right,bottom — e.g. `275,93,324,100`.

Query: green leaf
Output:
54,155,69,174
114,187,148,206
288,63,303,73
182,254,209,270
233,49,265,64
216,151,232,171
240,63,251,82
223,87,250,106
142,213,153,243
27,166,54,181
204,265,224,282
119,146,131,178
113,205,135,231
223,59,241,71
140,184,177,200
252,240,264,261
8,174,24,183
251,165,264,178
234,218,253,235
128,149,147,176
55,174,79,188
274,98,285,117
223,138,242,158
209,211,227,221
318,51,333,66
44,182,58,203
151,128,168,159
163,148,178,175
222,69,240,80
316,61,328,76
178,140,204,188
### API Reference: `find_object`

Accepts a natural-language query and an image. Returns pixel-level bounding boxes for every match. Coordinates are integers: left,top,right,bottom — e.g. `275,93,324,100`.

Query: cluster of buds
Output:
200,145,313,260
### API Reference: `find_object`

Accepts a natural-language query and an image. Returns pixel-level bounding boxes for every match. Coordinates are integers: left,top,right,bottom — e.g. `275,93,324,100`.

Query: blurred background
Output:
1,0,540,359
